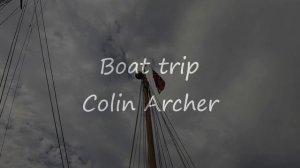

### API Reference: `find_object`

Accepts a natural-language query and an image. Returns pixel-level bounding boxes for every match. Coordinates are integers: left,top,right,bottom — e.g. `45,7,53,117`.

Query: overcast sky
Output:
0,0,300,167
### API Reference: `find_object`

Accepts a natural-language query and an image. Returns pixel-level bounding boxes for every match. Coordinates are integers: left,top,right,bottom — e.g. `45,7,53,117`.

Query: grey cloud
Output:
0,0,300,167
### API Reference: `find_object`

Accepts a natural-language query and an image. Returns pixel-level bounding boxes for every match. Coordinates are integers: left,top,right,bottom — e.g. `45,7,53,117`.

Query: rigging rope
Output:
153,107,174,168
33,0,66,166
0,0,47,158
0,1,69,167
37,0,70,166
0,0,44,120
129,82,143,168
0,0,9,13
152,103,171,168
0,0,28,119
0,6,20,27
149,86,197,168
0,9,31,124
0,26,32,156
128,80,198,168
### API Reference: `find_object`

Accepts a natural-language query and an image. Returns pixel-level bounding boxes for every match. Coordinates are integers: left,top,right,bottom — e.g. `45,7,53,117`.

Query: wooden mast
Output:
136,72,157,168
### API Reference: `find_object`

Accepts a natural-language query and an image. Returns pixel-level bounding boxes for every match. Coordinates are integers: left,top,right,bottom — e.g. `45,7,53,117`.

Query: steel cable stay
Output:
152,103,190,168
0,26,32,156
151,88,169,168
153,105,174,168
0,3,35,155
0,0,26,97
0,0,45,128
130,82,149,168
149,86,197,168
0,0,11,13
0,0,28,119
153,105,167,167
150,88,189,168
148,85,174,168
152,99,173,168
129,80,196,168
36,0,70,166
0,24,30,128
0,0,46,121
0,4,23,92
128,70,197,168
0,1,70,167
128,82,143,168
156,108,189,168
0,0,45,157
141,93,147,168
143,102,148,168
149,89,189,167
138,83,145,168
0,3,33,122
0,0,44,116
0,0,45,28
0,6,20,27
33,0,69,167
135,95,142,168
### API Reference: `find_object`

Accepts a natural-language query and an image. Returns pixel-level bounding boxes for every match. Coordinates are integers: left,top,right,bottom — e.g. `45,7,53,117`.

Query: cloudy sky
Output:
0,0,300,167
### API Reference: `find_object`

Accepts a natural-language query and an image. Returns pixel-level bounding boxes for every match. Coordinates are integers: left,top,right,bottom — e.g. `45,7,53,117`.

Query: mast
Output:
131,70,196,168
136,72,157,168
